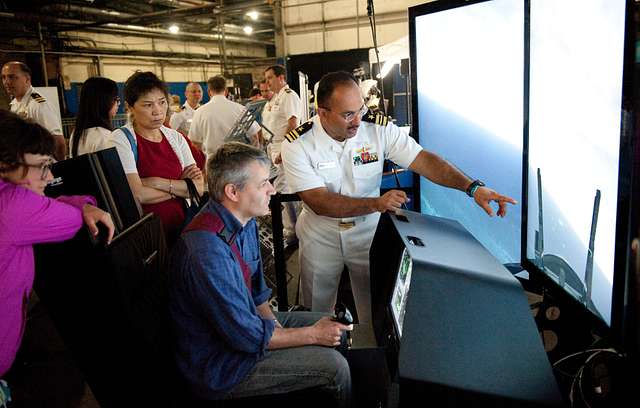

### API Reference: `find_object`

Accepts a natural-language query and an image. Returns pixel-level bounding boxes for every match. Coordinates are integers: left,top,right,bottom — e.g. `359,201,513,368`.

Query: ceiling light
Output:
169,24,180,34
243,25,253,35
246,10,259,20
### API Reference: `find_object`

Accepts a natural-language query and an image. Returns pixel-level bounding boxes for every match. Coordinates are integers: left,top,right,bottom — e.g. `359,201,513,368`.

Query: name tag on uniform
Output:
317,161,336,170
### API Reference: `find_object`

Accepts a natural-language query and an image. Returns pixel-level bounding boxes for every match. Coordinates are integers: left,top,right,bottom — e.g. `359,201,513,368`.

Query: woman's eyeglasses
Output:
22,159,56,181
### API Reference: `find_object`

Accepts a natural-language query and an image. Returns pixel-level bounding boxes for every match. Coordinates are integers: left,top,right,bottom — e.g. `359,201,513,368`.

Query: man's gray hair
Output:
207,142,271,202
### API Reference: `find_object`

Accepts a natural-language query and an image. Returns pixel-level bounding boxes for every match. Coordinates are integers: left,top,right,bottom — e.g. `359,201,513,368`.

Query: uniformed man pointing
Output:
2,61,65,160
281,71,517,325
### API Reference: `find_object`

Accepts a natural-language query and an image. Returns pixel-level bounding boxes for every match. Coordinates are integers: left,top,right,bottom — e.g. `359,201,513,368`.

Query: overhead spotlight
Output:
169,24,180,34
246,10,259,20
243,25,253,35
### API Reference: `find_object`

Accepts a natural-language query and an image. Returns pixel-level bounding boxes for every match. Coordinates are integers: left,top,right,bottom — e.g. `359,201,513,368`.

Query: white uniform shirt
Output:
110,124,195,175
188,95,260,157
69,126,113,157
169,102,200,135
281,113,423,221
263,85,301,162
10,86,63,135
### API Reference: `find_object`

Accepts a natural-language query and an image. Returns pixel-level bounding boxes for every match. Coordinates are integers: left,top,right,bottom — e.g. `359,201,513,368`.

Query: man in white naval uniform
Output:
169,82,203,135
2,61,65,160
262,65,302,242
281,71,516,324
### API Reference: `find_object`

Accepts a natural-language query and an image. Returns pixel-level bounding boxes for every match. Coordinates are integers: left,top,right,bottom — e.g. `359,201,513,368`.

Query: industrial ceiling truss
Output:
0,0,276,69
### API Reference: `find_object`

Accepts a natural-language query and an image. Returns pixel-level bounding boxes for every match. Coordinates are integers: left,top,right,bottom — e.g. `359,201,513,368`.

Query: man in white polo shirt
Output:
189,75,260,157
281,71,517,325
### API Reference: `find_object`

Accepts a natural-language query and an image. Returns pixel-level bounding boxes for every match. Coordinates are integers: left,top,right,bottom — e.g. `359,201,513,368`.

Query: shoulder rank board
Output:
362,110,389,126
284,88,292,94
284,120,313,143
31,92,46,104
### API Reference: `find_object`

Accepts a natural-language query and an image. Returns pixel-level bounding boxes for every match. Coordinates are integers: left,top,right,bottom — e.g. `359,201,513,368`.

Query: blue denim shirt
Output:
169,200,274,400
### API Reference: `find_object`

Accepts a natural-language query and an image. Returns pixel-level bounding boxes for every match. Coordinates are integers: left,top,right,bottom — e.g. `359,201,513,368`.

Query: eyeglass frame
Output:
21,158,56,181
319,103,368,123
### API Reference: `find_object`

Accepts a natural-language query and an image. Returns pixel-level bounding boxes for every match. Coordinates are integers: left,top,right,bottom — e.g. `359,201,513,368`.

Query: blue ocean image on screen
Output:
414,0,523,264
419,99,521,264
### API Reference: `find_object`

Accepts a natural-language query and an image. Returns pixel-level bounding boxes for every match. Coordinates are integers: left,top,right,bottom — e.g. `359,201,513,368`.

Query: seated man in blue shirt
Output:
170,141,352,405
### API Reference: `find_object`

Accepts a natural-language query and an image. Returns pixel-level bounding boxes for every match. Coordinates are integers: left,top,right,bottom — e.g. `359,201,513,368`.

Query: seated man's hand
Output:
375,190,409,213
82,204,115,244
473,186,517,217
310,316,353,347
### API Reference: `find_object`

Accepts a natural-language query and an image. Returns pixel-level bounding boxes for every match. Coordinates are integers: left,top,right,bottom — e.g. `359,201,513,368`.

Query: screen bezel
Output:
409,0,637,349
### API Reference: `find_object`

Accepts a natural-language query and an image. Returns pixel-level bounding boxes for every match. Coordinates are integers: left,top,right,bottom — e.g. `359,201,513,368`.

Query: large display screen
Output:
391,247,413,337
414,0,523,264
412,0,632,330
526,0,628,326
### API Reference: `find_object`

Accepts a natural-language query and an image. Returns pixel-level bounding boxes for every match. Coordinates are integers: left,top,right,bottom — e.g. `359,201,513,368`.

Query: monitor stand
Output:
370,211,564,407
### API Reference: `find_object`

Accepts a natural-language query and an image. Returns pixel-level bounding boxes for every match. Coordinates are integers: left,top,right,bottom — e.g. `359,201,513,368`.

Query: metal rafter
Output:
0,0,276,70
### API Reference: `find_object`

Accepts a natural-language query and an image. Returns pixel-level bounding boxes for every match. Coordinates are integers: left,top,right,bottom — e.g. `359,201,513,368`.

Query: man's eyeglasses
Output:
22,159,56,180
320,103,368,122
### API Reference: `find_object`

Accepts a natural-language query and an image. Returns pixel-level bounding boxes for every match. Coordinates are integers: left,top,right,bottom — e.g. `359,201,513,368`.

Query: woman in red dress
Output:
111,72,204,246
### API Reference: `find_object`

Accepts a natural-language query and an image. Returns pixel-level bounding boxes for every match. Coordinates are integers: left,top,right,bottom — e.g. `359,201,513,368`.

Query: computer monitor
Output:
523,0,635,338
412,0,524,265
45,147,141,233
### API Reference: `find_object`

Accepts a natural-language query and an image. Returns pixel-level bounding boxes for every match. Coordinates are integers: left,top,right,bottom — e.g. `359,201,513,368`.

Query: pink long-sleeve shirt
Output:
0,179,96,376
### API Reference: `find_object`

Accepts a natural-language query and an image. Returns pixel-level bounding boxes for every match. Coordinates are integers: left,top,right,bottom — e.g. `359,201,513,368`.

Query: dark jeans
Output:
227,312,352,408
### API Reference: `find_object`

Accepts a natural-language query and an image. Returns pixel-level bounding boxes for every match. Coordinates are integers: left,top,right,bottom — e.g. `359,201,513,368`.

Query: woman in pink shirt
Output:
0,111,114,383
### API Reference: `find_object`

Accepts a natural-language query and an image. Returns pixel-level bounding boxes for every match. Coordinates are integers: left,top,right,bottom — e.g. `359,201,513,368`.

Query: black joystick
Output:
333,303,353,350
333,302,353,325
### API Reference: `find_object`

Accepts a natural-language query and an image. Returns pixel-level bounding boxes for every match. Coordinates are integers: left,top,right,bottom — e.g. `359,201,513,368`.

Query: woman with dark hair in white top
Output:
69,76,120,157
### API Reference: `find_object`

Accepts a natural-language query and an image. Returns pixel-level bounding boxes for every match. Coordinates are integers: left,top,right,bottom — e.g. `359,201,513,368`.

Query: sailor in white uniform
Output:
262,65,302,242
281,71,517,324
2,61,65,160
169,82,203,135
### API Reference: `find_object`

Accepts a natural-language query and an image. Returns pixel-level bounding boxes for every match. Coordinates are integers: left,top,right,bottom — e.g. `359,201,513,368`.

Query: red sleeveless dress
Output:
135,131,185,246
